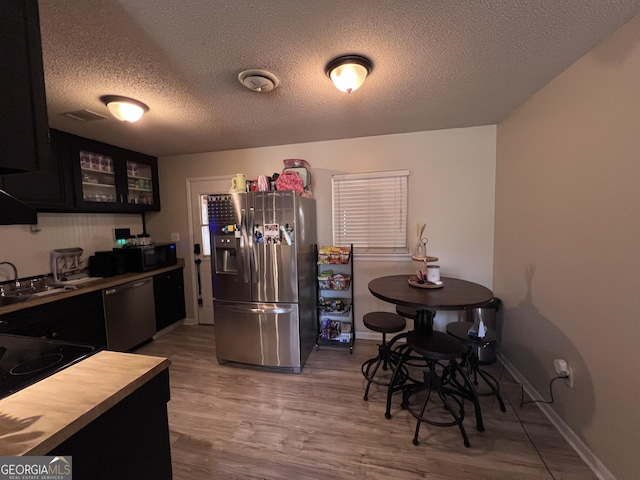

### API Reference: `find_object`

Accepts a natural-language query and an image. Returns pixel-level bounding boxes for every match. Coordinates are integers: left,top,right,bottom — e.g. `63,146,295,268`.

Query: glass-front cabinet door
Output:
126,160,155,206
79,150,117,204
72,134,160,212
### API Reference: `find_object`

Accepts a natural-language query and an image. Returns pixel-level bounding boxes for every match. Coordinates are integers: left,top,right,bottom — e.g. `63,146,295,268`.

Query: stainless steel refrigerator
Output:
208,191,317,373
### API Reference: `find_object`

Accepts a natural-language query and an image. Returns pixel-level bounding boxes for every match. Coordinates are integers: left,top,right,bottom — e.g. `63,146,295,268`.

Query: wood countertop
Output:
0,350,170,456
0,258,185,315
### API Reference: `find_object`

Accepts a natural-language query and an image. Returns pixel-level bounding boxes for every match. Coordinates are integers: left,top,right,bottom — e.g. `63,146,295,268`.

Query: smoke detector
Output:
238,69,280,92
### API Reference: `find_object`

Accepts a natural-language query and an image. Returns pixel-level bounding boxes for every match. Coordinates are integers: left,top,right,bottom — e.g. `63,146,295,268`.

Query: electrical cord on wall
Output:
520,374,567,407
505,391,559,480
492,365,564,480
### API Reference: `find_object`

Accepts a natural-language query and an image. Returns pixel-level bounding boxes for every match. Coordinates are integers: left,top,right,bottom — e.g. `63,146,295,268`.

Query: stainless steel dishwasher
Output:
103,277,156,351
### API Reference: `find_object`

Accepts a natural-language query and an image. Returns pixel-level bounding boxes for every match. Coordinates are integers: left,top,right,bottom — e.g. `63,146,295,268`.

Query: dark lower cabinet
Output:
49,369,172,480
0,268,186,347
153,268,186,332
0,291,107,348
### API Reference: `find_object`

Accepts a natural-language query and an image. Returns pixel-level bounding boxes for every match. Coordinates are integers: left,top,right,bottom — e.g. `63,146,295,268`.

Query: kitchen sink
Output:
0,293,30,306
31,287,67,297
0,285,68,306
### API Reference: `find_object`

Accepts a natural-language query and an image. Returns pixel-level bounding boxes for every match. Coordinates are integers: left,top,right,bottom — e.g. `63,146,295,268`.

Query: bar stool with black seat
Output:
361,312,407,401
393,330,480,447
446,321,506,412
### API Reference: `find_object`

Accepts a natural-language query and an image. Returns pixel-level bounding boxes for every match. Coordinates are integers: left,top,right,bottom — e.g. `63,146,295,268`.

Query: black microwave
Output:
116,242,177,272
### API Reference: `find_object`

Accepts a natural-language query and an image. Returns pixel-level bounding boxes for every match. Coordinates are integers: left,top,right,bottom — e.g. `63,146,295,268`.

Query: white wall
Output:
494,15,640,480
146,126,496,334
0,213,142,281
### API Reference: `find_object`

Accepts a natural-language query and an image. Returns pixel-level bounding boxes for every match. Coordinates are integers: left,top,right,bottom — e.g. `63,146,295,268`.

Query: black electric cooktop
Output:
0,334,98,400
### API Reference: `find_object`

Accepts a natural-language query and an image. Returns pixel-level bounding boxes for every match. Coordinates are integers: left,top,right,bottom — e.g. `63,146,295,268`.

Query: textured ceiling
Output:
38,0,640,157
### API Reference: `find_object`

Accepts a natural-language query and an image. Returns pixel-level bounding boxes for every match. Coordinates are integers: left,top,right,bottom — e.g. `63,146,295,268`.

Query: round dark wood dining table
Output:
368,275,494,335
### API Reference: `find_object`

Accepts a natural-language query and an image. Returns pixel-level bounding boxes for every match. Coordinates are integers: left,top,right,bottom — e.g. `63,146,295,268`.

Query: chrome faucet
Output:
0,262,19,291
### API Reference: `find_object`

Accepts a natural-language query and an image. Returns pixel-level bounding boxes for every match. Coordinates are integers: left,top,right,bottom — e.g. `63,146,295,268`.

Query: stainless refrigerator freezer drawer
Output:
214,300,301,371
103,278,156,352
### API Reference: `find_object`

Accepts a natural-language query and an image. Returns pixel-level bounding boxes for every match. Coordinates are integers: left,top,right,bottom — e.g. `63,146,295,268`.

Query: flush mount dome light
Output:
325,54,373,94
100,95,149,123
238,69,280,92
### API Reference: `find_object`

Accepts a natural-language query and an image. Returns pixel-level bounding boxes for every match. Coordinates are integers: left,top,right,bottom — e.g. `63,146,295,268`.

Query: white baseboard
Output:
355,331,379,341
355,330,410,342
500,355,615,480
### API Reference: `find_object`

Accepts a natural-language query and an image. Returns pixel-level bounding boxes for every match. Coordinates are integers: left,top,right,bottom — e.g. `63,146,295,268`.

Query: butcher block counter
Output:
0,351,173,479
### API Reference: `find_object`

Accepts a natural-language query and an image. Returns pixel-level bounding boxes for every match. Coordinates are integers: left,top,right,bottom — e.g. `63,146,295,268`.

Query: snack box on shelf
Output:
320,319,342,340
318,246,351,264
318,297,351,313
317,273,351,290
319,318,352,342
339,323,352,343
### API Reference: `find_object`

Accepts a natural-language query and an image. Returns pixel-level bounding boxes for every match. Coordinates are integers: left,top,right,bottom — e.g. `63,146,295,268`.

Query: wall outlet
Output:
170,232,180,242
553,358,568,376
554,358,573,388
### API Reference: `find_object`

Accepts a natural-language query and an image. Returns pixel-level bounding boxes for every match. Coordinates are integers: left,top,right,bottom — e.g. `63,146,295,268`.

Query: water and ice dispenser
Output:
214,235,237,273
208,194,240,274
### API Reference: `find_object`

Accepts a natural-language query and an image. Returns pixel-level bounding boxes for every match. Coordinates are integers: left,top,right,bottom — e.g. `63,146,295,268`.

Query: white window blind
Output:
332,170,409,254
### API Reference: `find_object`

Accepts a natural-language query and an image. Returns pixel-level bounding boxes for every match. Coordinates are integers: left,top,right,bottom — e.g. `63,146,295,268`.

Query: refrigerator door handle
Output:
225,305,293,315
241,207,250,283
249,207,258,281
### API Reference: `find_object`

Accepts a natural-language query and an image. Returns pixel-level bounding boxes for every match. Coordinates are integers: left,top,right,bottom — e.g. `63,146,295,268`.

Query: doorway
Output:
187,176,232,325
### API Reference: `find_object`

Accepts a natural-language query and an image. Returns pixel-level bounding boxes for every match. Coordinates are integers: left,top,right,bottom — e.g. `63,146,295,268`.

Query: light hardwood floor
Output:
136,325,595,480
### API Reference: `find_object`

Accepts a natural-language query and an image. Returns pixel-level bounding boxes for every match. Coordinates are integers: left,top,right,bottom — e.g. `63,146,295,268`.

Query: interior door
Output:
188,177,232,325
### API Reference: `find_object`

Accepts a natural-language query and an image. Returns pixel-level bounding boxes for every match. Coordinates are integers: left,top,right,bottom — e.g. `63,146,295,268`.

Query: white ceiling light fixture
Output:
238,69,280,92
100,95,149,123
325,54,373,94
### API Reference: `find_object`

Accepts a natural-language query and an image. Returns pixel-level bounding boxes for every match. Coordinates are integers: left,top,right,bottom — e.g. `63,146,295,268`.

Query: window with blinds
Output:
332,170,409,254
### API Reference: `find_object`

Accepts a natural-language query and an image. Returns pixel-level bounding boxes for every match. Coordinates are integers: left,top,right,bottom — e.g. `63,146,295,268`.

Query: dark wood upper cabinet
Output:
0,1,159,214
1,129,74,210
70,133,161,212
2,130,161,213
0,0,50,174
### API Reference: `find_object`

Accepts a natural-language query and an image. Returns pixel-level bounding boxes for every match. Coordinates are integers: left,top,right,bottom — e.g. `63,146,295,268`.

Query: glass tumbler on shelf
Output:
90,154,100,170
80,151,90,168
101,157,113,172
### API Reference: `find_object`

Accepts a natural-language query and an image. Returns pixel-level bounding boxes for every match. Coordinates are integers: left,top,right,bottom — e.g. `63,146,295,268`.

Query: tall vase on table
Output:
414,223,427,258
